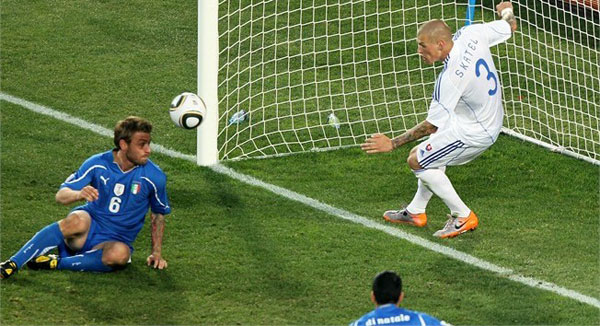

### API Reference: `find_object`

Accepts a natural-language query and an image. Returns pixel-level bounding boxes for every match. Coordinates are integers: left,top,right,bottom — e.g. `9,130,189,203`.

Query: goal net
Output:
206,0,599,164
492,0,599,165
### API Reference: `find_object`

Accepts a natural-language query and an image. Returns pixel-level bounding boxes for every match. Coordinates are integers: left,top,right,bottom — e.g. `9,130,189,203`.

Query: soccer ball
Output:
169,92,206,129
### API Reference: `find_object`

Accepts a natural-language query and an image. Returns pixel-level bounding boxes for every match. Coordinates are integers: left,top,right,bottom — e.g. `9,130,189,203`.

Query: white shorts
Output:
416,128,489,169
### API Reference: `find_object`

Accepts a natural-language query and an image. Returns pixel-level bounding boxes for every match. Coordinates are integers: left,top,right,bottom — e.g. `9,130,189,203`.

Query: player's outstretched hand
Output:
495,1,513,16
361,133,394,154
147,254,168,270
78,185,99,202
496,1,517,32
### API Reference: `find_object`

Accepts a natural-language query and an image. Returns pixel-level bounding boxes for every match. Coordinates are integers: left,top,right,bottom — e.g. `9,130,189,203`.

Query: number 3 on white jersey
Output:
475,58,498,96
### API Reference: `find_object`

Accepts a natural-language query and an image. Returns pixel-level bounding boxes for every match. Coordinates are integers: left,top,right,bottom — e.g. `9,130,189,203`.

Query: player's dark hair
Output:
372,270,403,305
114,116,153,150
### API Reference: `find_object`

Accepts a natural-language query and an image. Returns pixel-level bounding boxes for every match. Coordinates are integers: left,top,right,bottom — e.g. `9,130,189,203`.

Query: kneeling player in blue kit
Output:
350,271,450,326
1,116,170,279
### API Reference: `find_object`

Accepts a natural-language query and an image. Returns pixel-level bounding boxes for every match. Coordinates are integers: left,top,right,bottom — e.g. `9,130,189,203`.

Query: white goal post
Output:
197,0,599,166
197,0,219,166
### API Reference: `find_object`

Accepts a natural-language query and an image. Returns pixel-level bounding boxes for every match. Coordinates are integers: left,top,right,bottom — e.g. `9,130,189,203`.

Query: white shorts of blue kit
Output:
416,128,489,169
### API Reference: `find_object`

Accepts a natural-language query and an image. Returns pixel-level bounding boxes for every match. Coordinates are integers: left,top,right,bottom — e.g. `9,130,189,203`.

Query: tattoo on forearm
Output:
391,137,404,149
391,122,437,149
151,214,165,253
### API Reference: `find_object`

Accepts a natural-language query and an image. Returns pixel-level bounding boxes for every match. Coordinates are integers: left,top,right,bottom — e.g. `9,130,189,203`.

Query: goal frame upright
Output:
197,0,219,166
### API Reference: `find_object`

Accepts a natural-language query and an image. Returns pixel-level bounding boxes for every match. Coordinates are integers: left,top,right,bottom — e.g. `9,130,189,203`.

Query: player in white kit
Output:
361,2,517,238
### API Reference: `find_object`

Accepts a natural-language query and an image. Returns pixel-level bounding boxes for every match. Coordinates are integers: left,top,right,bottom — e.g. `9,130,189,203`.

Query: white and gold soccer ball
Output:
169,92,206,129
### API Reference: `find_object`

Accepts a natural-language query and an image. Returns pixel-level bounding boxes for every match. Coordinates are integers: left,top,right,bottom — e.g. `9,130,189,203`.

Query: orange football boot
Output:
383,208,427,227
433,211,478,238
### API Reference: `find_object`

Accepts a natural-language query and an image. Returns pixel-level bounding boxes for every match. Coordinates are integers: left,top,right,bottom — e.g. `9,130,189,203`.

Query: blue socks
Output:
10,222,64,268
57,249,112,272
10,222,114,272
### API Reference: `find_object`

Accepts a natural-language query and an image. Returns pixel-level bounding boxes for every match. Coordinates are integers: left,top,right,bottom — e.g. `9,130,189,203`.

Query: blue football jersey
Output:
349,304,449,326
60,150,171,245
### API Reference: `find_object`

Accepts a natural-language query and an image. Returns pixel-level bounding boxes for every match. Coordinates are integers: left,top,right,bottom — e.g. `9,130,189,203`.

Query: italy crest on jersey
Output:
131,182,141,195
114,183,125,196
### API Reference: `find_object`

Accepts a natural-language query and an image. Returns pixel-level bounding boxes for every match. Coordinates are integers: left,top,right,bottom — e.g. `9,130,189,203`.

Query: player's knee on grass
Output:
59,211,91,237
407,148,422,170
102,242,131,268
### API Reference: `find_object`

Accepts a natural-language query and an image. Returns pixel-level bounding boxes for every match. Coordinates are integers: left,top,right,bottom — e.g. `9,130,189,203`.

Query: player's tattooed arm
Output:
361,120,437,154
391,120,438,150
147,213,168,269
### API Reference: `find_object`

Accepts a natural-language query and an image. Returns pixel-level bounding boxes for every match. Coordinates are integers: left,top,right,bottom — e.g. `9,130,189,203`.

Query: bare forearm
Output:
55,188,82,205
391,120,438,150
150,213,166,255
56,186,99,205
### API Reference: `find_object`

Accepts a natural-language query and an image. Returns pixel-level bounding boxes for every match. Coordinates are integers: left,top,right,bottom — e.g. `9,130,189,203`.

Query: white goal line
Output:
1,91,598,309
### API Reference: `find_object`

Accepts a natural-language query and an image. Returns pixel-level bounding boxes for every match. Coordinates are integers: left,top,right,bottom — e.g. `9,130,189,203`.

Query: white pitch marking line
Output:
2,92,599,309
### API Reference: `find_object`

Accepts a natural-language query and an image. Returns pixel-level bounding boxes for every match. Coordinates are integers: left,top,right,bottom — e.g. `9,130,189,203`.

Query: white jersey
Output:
426,20,512,147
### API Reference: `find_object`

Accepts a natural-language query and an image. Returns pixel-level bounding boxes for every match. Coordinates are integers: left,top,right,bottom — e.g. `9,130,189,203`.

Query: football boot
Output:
0,260,18,279
383,208,427,227
433,211,478,238
27,254,59,270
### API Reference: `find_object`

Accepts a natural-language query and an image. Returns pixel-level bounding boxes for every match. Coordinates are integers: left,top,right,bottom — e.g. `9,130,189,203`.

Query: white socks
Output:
406,178,433,214
409,167,471,217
